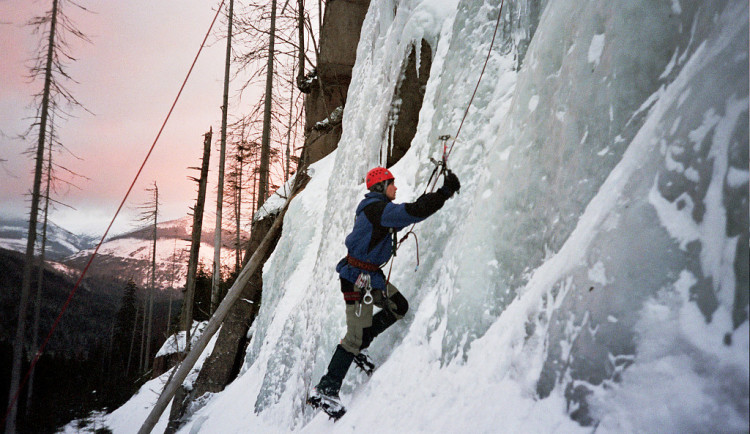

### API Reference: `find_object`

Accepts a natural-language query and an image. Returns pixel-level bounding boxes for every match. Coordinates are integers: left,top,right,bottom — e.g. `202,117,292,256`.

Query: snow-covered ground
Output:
83,0,747,432
58,322,217,434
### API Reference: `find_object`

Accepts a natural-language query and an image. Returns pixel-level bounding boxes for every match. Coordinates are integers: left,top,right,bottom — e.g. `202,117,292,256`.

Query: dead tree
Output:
212,0,236,316
231,0,309,208
139,182,159,371
227,123,251,274
6,0,91,429
183,129,213,352
258,0,278,208
24,136,53,415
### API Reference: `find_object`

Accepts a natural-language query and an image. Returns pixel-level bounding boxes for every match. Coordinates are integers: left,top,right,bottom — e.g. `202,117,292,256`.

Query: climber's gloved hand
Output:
439,169,461,198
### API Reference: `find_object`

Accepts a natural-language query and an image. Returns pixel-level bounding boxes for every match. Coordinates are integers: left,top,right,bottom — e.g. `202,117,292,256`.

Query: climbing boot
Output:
307,345,354,419
307,386,346,420
314,345,354,398
353,349,376,376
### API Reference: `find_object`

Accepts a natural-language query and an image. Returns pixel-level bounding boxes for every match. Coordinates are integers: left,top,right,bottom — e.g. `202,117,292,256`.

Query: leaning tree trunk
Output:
165,216,276,434
139,181,306,434
200,217,278,388
6,1,58,430
165,171,309,433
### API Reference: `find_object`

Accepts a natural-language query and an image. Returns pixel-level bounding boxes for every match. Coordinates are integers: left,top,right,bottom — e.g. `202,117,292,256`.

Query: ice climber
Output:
307,166,461,418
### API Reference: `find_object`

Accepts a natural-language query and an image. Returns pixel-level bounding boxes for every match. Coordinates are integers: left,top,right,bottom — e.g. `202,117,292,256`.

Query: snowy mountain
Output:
81,0,747,432
0,217,97,261
61,215,248,291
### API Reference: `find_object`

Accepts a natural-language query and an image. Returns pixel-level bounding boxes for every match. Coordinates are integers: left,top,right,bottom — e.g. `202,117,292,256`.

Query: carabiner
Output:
362,287,373,305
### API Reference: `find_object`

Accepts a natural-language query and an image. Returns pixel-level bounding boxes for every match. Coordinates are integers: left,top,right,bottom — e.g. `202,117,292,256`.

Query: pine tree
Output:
112,280,138,374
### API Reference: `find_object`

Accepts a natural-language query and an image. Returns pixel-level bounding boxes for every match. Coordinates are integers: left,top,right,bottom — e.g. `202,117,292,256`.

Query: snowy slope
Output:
62,215,247,290
0,217,96,260
102,0,748,432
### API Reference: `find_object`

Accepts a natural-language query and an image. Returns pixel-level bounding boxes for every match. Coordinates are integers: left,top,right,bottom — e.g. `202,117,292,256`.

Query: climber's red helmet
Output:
366,167,395,190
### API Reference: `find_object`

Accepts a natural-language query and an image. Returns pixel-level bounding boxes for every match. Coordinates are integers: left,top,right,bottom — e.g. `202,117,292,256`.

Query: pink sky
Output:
0,1,260,236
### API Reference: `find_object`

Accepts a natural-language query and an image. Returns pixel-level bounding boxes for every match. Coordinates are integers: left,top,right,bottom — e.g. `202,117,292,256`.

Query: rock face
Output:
386,40,432,167
302,0,371,165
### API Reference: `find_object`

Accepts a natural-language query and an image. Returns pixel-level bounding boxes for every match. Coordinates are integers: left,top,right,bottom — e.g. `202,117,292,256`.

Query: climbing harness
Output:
346,254,381,272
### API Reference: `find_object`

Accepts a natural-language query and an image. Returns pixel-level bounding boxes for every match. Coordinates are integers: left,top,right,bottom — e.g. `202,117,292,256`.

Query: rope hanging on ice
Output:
396,0,506,271
423,0,506,193
447,0,505,160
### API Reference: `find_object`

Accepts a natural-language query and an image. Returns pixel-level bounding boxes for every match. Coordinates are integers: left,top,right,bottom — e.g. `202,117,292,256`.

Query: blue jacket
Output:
337,188,451,289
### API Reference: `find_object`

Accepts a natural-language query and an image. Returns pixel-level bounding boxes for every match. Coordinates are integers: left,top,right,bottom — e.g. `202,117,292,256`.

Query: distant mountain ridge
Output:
0,217,97,261
64,215,248,291
1,215,248,292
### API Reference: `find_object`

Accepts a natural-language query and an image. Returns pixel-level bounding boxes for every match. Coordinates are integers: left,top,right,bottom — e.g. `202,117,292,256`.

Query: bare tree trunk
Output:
297,0,305,88
190,214,278,395
145,184,158,370
234,138,244,274
257,0,277,209
251,148,259,217
25,138,54,416
234,169,241,272
139,267,147,372
166,240,178,336
106,315,116,384
212,0,235,315
184,129,213,352
6,1,58,429
285,81,295,182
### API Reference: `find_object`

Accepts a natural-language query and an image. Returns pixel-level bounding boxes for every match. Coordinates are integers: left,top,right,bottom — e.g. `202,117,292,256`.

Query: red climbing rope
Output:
2,1,226,426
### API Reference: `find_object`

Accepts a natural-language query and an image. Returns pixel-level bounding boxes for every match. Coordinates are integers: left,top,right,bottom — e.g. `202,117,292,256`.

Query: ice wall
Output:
175,0,748,432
